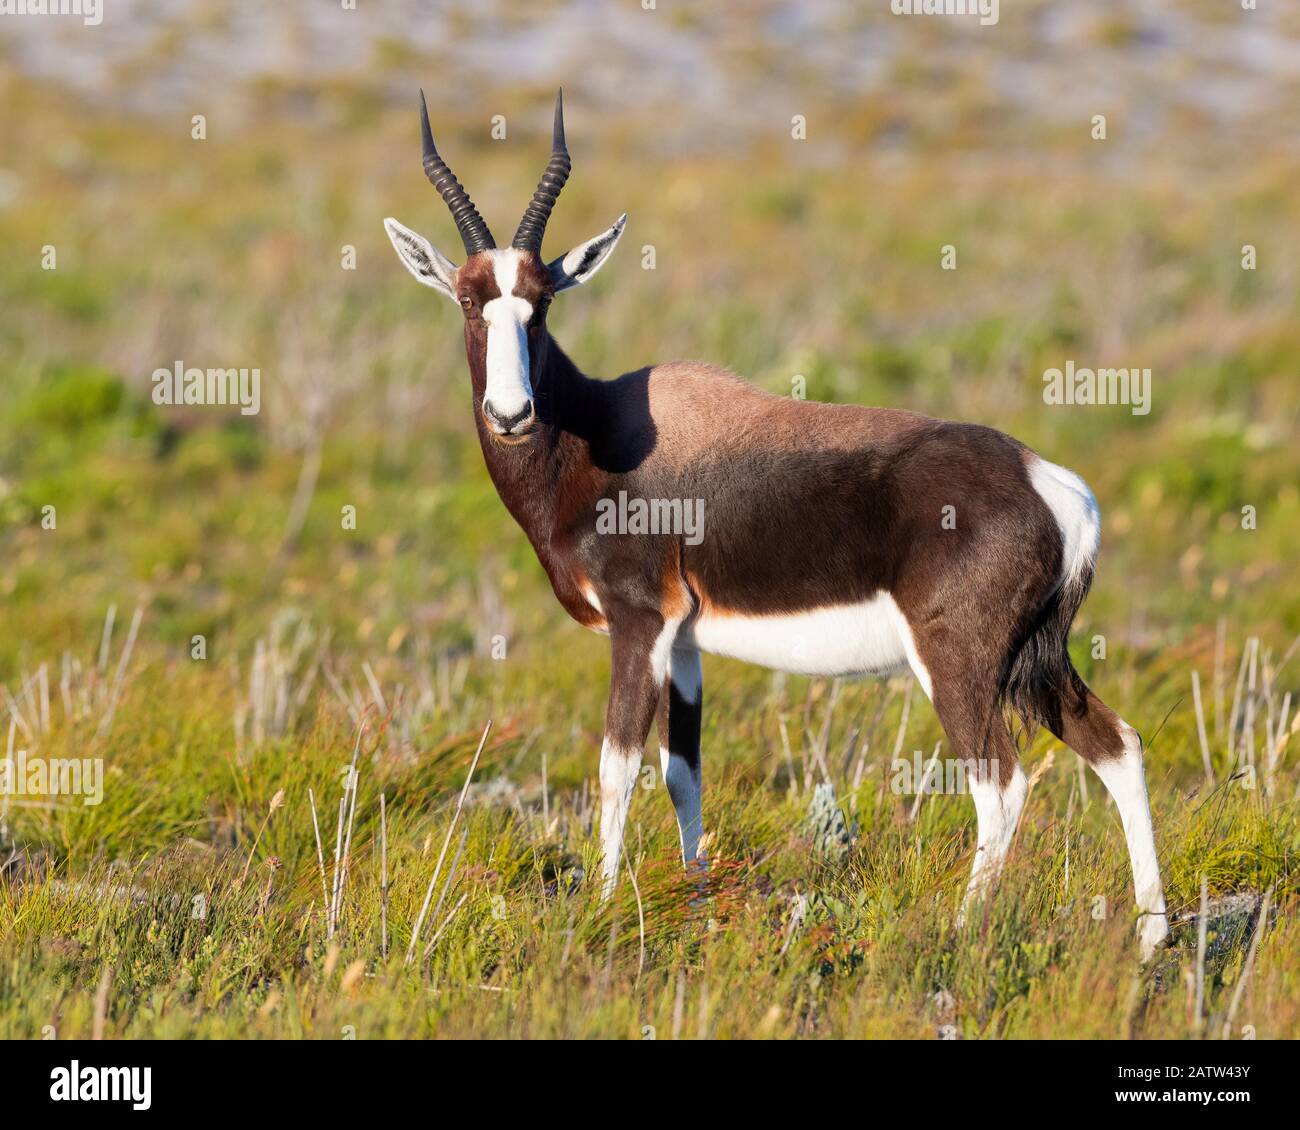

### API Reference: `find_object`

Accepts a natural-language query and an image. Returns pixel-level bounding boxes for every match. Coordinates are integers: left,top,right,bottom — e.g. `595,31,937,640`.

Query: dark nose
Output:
484,401,534,434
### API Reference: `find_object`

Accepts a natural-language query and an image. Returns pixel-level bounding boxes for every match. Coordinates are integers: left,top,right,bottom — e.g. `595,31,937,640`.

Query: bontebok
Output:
384,91,1170,959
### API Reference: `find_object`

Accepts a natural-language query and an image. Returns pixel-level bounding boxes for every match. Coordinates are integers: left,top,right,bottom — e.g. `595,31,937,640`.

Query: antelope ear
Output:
384,217,459,301
547,214,627,292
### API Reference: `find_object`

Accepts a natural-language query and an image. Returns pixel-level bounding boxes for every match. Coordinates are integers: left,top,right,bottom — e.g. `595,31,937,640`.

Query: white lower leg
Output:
599,739,641,898
959,761,1028,921
1090,723,1169,959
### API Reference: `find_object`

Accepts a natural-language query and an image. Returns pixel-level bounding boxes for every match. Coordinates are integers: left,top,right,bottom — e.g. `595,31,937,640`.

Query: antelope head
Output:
385,90,626,439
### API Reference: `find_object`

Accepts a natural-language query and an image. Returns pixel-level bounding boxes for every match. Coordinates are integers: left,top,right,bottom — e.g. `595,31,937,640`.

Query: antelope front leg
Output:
599,611,676,898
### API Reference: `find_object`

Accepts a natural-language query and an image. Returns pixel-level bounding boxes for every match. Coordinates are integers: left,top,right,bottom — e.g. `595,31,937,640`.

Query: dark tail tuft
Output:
1000,566,1092,743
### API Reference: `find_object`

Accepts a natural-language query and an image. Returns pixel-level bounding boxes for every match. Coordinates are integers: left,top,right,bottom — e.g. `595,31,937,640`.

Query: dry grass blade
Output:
335,771,360,932
406,719,492,965
1266,696,1295,799
421,826,468,965
379,791,389,961
1013,747,1056,849
308,787,330,927
327,719,367,931
97,604,116,674
1194,874,1208,1036
1213,617,1227,744
0,718,15,842
238,788,285,887
92,965,114,1041
1226,638,1252,763
1192,670,1214,787
97,604,144,738
330,795,345,938
778,713,797,796
626,857,646,983
908,741,943,822
423,891,469,956
888,677,915,784
1244,639,1259,768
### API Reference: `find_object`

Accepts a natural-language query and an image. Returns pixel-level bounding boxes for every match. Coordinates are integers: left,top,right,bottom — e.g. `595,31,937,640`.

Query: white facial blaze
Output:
482,251,534,423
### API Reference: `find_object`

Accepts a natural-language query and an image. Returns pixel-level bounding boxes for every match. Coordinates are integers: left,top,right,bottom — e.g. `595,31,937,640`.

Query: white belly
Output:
679,592,927,687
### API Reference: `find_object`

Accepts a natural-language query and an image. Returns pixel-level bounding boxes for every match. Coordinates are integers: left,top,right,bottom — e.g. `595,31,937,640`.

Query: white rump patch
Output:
680,592,931,692
1028,456,1101,592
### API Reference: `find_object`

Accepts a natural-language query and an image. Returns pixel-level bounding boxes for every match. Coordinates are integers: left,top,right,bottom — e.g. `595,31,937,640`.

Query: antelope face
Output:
458,249,550,437
384,90,626,441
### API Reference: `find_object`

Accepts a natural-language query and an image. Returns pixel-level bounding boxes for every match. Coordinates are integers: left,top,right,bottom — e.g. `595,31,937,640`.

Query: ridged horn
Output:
420,89,495,255
512,89,572,252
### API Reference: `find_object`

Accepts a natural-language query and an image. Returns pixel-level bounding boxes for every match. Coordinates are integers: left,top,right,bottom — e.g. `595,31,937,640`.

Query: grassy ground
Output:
1,14,1299,1036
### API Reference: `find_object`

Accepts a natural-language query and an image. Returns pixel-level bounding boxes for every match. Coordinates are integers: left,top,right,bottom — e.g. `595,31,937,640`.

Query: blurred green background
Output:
2,0,1297,673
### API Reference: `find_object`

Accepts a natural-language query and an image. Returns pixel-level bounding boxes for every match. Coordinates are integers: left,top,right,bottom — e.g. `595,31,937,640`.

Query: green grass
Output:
1,53,1299,1038
1,658,1296,1039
